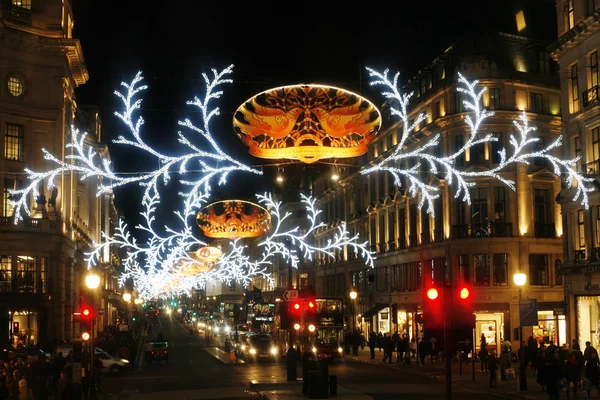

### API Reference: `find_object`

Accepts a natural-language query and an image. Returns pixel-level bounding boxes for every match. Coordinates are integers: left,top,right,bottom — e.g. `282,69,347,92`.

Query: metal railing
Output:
1,2,31,23
583,85,600,108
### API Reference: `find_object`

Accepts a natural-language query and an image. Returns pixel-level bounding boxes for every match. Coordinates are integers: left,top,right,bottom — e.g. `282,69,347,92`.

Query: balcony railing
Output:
574,248,600,263
586,160,600,176
574,249,586,264
1,2,32,23
583,85,600,108
451,222,513,239
491,222,513,237
534,223,556,239
388,241,396,252
433,228,444,242
421,232,431,245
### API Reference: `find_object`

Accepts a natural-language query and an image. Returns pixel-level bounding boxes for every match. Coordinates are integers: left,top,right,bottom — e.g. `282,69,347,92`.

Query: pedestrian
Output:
377,332,383,353
478,344,489,374
528,336,538,372
352,330,361,356
545,356,563,400
382,333,392,364
54,370,72,400
537,350,548,392
368,332,376,360
564,352,581,399
418,337,427,366
584,352,600,396
488,350,498,387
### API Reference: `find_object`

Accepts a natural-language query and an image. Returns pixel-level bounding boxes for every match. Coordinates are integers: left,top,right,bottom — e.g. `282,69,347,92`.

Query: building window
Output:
434,101,441,120
494,187,506,222
12,0,31,9
555,261,563,286
530,92,543,113
455,91,465,113
3,178,17,217
493,254,508,286
474,254,490,286
470,134,486,164
388,210,396,247
0,256,11,293
5,123,24,162
491,133,502,164
16,256,36,293
575,136,582,172
40,257,48,293
529,254,549,286
470,188,488,227
571,64,579,113
489,88,500,110
454,135,465,167
458,255,470,283
455,198,466,226
578,209,586,249
592,128,600,174
534,189,551,225
569,0,575,29
7,77,23,98
539,52,550,75
592,52,599,87
587,0,596,16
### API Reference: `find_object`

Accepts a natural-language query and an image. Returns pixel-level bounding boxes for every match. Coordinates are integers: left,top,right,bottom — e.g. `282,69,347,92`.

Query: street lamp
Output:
123,293,131,302
513,272,527,391
349,289,357,332
85,272,100,400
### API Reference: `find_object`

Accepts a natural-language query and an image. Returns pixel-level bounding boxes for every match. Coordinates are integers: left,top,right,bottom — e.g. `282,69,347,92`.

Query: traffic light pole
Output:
443,298,452,400
88,315,94,400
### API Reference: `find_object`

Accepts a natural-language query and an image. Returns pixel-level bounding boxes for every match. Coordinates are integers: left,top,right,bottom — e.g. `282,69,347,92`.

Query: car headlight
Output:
338,347,343,353
249,348,257,355
270,347,277,355
121,359,129,363
312,347,317,353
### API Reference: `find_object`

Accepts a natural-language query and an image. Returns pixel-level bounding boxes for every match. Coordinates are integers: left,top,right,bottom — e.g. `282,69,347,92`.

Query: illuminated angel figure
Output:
362,67,594,215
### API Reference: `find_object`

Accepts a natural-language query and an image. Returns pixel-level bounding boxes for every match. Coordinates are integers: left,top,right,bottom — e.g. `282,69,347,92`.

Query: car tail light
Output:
163,351,167,354
152,351,155,355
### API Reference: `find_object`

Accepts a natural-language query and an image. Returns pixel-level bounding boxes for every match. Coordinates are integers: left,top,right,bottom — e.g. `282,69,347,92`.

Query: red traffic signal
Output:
307,300,315,309
82,308,91,317
459,287,470,300
426,288,439,300
12,322,19,334
293,303,300,310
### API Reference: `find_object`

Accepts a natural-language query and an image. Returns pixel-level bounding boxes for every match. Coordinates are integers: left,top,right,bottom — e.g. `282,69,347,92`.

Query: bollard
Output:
329,375,337,397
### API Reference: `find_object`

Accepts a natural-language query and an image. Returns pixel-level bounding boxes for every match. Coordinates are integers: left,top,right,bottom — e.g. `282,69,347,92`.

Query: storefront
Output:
535,310,567,346
476,312,504,354
575,296,600,349
397,310,416,341
10,310,37,347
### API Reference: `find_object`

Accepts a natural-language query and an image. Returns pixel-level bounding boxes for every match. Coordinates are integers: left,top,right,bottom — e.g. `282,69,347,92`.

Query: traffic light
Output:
422,283,444,345
305,299,316,333
448,284,474,354
80,305,92,332
12,322,19,334
288,301,302,331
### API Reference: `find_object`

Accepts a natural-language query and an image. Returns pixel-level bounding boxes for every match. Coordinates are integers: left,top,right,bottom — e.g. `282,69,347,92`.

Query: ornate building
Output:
0,0,116,345
314,31,566,354
549,0,600,351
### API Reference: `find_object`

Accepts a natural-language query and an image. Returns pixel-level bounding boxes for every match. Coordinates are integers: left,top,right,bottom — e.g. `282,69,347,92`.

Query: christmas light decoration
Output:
362,68,594,214
234,84,382,163
196,200,271,239
9,65,374,299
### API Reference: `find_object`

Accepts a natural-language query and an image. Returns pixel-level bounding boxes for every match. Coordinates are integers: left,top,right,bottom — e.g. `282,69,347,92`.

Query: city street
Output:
100,313,549,400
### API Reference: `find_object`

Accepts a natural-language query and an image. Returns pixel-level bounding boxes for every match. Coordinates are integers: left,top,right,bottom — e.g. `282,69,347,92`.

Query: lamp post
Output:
85,272,100,399
349,289,357,332
513,272,527,391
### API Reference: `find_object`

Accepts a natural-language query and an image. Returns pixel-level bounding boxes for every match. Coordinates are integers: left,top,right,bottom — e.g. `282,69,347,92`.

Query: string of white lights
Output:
9,65,374,299
362,68,594,215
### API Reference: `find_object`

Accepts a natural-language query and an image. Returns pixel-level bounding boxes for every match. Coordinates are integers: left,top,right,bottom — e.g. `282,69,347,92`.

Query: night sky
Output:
70,0,557,234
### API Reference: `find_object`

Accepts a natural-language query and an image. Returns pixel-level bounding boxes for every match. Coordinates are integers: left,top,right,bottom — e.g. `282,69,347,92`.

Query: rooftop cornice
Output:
548,11,600,61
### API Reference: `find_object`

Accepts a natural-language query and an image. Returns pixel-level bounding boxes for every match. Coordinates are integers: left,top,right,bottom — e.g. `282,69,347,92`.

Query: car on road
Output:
146,341,168,365
237,333,280,362
95,348,131,374
313,340,344,363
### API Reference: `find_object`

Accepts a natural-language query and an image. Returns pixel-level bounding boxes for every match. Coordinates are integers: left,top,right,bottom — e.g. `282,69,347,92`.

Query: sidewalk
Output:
346,347,551,400
251,381,373,400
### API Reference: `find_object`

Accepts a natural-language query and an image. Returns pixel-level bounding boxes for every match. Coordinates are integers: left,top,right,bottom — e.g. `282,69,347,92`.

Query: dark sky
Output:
71,0,557,234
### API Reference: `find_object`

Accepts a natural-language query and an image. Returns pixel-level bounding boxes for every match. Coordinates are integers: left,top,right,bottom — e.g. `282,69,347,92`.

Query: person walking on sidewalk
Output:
478,344,488,374
564,352,581,399
368,333,376,360
418,337,427,366
382,333,393,364
488,350,498,388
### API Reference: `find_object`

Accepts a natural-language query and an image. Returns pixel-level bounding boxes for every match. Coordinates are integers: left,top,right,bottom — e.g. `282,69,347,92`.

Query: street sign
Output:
519,298,539,327
282,290,298,302
99,308,105,315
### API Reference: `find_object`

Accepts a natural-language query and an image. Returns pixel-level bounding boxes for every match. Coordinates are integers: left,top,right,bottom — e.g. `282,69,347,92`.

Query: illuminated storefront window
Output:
10,311,37,347
576,296,600,351
534,311,566,346
476,312,505,354
378,307,391,334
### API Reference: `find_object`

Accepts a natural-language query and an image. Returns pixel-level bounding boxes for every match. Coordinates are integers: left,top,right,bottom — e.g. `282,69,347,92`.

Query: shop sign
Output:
476,295,493,302
519,298,539,327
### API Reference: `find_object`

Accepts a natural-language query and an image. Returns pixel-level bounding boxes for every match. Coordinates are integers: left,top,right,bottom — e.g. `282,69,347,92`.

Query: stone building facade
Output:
550,0,600,352
0,0,117,346
314,31,566,354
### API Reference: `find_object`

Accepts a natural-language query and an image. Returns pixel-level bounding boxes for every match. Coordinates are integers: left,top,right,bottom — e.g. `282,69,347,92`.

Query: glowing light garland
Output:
362,68,594,215
9,65,374,299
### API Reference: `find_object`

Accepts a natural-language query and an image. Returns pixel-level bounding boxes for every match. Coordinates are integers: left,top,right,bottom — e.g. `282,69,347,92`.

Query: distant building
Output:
314,31,565,354
0,0,117,345
549,0,600,351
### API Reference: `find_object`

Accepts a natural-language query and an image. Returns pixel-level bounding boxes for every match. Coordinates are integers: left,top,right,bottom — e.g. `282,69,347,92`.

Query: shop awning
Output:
362,303,388,319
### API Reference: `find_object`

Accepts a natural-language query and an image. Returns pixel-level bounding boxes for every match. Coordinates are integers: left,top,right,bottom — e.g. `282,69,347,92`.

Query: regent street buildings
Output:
0,0,120,346
314,31,566,354
550,0,600,353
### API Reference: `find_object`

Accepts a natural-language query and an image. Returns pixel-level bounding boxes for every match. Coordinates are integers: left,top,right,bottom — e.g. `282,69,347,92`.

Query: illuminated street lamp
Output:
513,272,527,391
85,273,100,290
123,293,131,302
349,289,358,332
